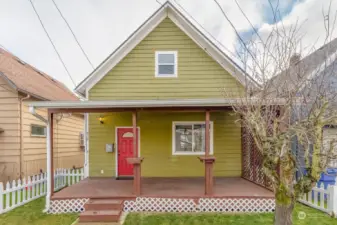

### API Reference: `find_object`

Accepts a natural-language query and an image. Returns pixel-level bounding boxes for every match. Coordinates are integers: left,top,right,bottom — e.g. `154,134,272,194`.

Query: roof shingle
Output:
0,48,78,101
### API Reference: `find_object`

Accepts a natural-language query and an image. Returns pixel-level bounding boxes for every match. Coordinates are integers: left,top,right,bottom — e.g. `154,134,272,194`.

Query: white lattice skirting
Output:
198,198,275,212
124,197,275,213
124,197,196,212
48,198,89,214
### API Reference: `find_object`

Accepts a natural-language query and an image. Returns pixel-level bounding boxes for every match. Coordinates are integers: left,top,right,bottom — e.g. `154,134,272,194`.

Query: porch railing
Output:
299,183,337,217
0,168,84,214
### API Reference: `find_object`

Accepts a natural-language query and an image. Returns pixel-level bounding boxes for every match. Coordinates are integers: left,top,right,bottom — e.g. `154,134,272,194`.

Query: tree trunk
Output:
274,202,294,225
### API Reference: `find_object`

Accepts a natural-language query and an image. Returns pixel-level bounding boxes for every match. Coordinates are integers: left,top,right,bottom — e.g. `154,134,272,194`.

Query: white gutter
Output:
29,106,47,123
43,118,52,213
28,98,287,109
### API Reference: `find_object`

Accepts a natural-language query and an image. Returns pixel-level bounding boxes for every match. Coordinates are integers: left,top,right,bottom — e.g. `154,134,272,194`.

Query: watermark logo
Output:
298,211,306,220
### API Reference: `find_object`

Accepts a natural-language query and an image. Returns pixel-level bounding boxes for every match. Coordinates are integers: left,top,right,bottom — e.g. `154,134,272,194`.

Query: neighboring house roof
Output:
268,38,337,95
75,1,258,96
0,48,78,101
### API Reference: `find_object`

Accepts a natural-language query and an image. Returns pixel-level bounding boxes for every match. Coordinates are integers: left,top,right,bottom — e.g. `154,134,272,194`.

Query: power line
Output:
212,0,260,68
28,0,76,87
233,0,279,65
51,0,95,70
233,0,264,45
173,0,261,83
173,0,241,61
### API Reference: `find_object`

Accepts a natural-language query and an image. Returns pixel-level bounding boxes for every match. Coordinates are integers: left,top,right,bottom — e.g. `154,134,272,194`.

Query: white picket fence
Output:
299,183,337,217
0,168,84,214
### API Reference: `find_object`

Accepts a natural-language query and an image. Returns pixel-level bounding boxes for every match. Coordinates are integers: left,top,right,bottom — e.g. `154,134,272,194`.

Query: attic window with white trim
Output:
155,51,177,77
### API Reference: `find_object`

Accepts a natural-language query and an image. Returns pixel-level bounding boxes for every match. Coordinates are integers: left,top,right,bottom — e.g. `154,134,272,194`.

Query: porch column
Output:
127,111,143,196
198,110,215,196
50,112,54,197
45,111,53,212
84,113,89,178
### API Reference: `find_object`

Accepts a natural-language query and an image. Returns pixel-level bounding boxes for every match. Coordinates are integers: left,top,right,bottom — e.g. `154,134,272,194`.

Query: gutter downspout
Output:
29,106,50,212
19,94,30,179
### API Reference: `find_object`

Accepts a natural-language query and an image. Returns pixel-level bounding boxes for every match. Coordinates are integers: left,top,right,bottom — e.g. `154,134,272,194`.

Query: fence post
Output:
5,182,10,209
11,180,16,207
17,179,21,204
53,169,57,191
63,169,66,187
0,182,3,213
328,184,337,217
27,176,31,200
22,177,26,201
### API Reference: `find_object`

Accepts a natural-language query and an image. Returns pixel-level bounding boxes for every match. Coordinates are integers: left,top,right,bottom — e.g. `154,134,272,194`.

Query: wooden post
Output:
205,110,210,157
204,110,214,196
132,111,141,195
49,112,54,196
133,112,137,158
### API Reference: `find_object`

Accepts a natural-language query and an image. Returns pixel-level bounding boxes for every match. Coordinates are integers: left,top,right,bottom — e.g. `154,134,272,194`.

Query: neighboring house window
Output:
172,121,213,155
31,124,46,137
155,51,178,77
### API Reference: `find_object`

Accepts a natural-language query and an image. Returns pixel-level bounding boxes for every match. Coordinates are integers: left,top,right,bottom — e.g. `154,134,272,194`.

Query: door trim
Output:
115,126,141,177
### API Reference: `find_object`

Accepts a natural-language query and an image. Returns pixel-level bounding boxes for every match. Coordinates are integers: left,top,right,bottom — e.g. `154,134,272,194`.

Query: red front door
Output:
117,128,139,176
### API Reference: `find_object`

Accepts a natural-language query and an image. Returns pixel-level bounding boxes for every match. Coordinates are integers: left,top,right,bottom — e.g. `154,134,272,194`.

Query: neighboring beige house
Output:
0,48,84,182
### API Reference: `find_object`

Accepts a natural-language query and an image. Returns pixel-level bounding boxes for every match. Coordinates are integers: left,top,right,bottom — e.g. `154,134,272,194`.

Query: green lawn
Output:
0,197,78,225
0,198,335,225
124,203,336,225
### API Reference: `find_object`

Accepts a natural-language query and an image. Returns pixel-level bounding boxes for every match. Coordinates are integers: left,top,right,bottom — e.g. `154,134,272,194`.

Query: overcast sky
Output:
0,0,336,90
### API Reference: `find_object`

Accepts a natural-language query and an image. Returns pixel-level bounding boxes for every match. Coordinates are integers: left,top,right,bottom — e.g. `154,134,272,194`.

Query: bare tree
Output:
221,2,337,225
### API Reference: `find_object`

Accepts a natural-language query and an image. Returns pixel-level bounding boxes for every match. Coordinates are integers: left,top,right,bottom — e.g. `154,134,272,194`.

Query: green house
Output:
29,2,274,221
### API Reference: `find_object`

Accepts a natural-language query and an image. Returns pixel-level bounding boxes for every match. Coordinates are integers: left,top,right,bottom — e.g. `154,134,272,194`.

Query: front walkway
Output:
52,177,273,199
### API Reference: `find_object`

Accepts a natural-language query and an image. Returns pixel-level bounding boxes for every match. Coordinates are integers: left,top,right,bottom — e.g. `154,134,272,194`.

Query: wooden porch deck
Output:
52,177,274,199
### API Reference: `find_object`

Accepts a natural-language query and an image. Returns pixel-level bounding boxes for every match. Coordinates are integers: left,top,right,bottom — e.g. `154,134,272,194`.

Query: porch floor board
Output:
52,177,273,199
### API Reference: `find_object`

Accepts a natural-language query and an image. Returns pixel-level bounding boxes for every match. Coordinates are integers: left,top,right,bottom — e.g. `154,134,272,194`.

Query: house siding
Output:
0,78,85,181
0,76,20,182
89,111,241,177
88,17,243,178
89,17,243,100
22,102,85,176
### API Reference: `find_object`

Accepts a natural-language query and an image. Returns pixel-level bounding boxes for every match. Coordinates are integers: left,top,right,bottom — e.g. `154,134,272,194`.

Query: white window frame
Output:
172,121,214,155
31,124,46,137
155,51,178,77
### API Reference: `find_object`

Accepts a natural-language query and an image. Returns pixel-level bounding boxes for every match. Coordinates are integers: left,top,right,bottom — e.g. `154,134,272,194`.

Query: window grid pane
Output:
158,65,175,75
193,124,205,152
158,54,175,64
175,124,192,152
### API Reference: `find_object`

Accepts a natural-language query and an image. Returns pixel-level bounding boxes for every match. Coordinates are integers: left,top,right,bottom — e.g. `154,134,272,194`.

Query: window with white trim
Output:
172,121,213,155
31,124,46,137
155,51,177,77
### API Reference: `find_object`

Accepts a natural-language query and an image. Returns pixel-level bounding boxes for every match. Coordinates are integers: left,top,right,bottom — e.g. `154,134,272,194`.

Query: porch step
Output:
79,210,121,223
85,199,123,211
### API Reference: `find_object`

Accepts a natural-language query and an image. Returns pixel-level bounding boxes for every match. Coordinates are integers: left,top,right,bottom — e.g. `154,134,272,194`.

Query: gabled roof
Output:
268,38,337,95
0,48,78,101
75,1,257,96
